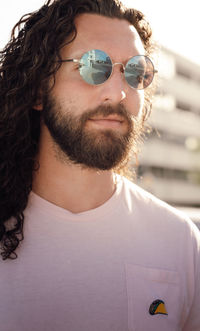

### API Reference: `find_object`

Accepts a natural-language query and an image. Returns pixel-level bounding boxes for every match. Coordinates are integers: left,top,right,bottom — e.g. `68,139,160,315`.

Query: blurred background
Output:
1,0,200,226
123,0,200,227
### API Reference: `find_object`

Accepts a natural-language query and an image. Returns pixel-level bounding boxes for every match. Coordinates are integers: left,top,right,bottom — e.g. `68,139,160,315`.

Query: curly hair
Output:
0,0,154,260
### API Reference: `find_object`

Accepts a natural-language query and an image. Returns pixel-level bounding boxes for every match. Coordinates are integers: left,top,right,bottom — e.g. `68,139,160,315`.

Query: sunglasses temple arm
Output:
57,59,79,63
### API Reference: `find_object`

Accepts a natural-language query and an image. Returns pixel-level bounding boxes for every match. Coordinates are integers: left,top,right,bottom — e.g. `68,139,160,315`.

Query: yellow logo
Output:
149,299,168,316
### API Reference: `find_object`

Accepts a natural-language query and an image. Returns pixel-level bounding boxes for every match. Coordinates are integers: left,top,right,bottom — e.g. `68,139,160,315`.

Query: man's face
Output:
42,13,145,170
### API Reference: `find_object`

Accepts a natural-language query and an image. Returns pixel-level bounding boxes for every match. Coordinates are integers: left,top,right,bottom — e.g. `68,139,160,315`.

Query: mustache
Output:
79,104,133,125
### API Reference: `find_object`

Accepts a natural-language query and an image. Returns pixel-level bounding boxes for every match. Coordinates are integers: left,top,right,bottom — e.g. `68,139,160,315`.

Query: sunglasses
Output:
58,49,157,90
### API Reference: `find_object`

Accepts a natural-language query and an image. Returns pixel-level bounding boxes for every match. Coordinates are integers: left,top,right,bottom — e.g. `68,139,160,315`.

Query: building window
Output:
176,100,191,112
176,65,191,79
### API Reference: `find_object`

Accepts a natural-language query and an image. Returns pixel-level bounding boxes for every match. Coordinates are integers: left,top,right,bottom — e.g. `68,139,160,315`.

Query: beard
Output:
42,94,140,171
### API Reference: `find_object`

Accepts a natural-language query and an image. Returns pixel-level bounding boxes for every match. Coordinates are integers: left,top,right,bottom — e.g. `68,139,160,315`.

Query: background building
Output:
136,46,200,208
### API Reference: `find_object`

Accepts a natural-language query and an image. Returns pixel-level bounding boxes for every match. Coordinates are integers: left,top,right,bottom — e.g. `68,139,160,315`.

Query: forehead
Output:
61,13,145,61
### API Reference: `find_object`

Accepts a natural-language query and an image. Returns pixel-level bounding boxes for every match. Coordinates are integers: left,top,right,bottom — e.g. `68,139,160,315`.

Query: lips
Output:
87,115,125,130
89,115,124,122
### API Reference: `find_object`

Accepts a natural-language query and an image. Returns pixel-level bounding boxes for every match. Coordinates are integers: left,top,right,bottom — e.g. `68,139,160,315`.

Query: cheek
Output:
51,81,93,117
52,76,98,113
128,90,144,118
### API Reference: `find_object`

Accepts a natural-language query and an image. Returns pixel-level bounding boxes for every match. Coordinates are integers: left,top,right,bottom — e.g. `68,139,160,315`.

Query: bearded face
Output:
42,93,142,171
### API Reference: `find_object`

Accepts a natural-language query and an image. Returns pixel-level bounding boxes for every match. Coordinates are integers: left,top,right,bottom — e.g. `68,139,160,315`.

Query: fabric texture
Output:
1,175,200,331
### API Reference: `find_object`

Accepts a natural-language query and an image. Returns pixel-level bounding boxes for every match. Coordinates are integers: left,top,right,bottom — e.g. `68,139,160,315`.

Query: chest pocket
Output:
125,263,182,331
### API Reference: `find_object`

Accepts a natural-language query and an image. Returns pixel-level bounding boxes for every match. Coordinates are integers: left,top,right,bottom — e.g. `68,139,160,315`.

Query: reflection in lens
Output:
79,49,112,85
125,55,154,89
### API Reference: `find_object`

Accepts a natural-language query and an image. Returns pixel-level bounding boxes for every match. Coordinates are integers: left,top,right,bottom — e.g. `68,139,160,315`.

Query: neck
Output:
32,126,117,213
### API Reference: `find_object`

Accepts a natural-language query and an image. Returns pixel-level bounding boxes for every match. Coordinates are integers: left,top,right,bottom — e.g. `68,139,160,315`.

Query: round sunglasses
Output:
58,49,157,90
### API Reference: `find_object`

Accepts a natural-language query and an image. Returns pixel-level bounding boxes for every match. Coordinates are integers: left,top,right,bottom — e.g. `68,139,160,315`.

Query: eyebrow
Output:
62,50,86,60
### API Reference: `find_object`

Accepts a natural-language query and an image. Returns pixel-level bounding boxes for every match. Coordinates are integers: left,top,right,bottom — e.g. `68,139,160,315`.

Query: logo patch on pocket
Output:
149,299,168,316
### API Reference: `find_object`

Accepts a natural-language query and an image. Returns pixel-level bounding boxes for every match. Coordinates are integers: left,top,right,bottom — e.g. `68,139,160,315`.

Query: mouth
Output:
89,114,125,121
87,115,125,129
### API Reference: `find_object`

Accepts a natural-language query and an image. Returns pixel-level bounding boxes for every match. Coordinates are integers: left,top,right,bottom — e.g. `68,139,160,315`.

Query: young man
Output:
0,0,199,330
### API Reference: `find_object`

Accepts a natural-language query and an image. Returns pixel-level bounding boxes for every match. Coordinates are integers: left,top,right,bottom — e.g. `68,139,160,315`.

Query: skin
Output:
33,13,145,213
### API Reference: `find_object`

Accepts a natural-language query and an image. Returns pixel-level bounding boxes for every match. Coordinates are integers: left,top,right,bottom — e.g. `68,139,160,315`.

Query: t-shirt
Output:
1,175,200,331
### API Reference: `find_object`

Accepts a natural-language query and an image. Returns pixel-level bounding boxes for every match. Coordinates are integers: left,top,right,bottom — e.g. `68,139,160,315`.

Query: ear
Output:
33,90,43,111
33,103,43,111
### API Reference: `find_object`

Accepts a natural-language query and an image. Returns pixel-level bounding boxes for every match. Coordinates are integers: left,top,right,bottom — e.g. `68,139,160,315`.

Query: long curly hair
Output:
0,0,154,260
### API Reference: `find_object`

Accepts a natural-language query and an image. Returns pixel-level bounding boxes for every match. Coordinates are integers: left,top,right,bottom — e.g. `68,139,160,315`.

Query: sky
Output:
123,0,200,65
0,0,200,65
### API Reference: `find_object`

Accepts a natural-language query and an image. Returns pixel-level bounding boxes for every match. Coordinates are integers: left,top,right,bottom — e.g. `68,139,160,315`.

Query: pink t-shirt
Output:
1,175,200,331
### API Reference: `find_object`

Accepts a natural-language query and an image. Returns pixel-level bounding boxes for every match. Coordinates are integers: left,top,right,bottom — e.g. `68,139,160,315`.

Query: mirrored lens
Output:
125,55,155,89
79,49,112,85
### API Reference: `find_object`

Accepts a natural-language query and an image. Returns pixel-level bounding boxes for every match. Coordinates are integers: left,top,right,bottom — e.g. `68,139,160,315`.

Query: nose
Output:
99,63,127,105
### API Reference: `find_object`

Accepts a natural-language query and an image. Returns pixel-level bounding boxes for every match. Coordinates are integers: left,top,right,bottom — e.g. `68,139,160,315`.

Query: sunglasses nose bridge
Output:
112,62,125,73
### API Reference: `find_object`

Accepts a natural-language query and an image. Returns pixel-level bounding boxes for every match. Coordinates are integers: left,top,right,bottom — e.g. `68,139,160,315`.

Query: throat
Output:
33,168,117,214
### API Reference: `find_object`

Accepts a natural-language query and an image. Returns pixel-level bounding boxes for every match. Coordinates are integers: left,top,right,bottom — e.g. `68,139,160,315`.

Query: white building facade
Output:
136,47,200,207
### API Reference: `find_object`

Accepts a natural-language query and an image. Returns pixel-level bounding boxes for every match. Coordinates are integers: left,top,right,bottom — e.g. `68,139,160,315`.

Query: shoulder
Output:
119,175,200,239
